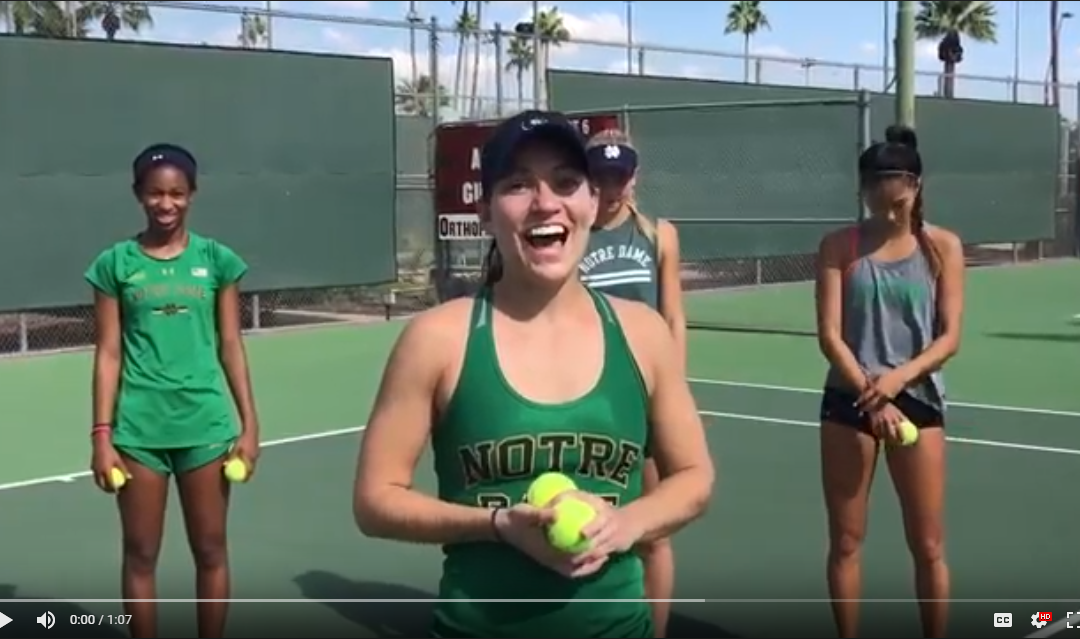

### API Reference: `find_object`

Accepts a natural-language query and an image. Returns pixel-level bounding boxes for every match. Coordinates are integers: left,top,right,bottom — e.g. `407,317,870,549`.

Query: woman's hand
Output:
868,402,908,443
232,428,261,478
90,438,129,494
556,491,646,578
494,504,585,577
856,369,908,412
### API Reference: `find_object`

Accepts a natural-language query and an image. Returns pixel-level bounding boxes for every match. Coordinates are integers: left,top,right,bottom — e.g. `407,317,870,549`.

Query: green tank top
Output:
430,286,653,639
579,215,658,310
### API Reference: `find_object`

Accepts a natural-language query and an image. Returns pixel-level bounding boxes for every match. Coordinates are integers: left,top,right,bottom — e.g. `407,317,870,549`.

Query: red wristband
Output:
91,424,112,439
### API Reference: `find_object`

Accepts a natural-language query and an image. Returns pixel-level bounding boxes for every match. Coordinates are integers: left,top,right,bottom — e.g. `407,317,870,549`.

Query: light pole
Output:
625,1,634,74
882,1,891,91
1044,9,1073,106
266,1,273,49
1011,0,1020,100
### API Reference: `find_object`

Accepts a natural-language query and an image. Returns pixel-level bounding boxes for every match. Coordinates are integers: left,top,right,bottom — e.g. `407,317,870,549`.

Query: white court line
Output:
1,404,1075,496
0,425,367,493
699,410,1080,456
1027,612,1080,638
690,377,1080,419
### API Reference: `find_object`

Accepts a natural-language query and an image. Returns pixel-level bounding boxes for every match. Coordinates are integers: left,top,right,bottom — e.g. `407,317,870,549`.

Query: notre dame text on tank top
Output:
825,227,946,412
579,214,658,309
429,287,653,638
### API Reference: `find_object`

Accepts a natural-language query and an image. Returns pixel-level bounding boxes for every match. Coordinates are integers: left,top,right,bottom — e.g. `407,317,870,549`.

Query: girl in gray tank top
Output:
814,125,965,639
582,127,686,639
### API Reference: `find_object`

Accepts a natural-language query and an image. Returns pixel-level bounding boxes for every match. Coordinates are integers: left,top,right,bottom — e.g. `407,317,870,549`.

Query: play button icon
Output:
0,612,11,629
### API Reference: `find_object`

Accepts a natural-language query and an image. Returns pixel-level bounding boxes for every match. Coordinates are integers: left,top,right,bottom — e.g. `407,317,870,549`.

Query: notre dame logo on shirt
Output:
153,303,189,316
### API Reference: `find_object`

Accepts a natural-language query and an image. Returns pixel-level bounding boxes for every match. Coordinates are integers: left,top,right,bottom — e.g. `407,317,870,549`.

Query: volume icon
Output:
37,611,55,629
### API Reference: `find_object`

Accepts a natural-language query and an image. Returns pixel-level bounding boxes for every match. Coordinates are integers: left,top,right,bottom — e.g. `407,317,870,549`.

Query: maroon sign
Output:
433,114,620,215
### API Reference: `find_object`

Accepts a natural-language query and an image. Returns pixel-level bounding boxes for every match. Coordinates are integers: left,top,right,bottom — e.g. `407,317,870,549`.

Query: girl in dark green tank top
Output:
352,110,713,639
584,128,688,638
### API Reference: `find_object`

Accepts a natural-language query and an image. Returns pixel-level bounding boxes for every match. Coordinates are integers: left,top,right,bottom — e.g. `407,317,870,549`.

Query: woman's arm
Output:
92,291,122,428
815,230,869,391
216,285,259,433
618,307,713,543
353,307,500,545
656,220,687,371
895,228,965,383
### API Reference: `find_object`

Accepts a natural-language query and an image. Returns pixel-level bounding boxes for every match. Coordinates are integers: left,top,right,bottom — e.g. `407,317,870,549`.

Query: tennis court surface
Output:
0,262,1076,638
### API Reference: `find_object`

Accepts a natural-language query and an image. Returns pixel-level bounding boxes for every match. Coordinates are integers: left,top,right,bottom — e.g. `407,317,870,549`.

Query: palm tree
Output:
78,1,152,40
468,0,489,118
724,0,770,84
506,34,533,110
914,0,997,99
395,75,450,117
237,9,268,48
450,1,474,114
0,1,75,37
533,6,569,103
0,1,41,34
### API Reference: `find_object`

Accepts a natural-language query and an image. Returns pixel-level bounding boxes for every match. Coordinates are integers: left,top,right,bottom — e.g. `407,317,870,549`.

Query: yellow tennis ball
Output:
109,467,128,491
898,420,919,446
526,472,577,507
547,498,596,553
223,458,249,483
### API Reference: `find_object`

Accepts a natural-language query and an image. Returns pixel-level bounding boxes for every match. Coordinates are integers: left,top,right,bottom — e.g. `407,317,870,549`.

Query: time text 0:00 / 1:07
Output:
70,615,132,625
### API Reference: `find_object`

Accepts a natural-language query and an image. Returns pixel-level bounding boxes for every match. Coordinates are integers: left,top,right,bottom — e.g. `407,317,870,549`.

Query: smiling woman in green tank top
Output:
352,110,713,639
581,128,686,639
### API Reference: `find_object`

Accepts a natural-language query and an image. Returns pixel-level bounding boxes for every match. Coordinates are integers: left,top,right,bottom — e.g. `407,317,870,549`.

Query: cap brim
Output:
505,123,589,172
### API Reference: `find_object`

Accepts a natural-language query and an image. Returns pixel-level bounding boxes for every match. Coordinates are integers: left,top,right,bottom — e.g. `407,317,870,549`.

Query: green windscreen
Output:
620,99,862,259
550,70,1061,335
0,36,396,312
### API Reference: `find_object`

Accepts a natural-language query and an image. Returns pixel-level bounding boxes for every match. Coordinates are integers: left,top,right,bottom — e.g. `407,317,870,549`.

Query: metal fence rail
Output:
1,2,1078,355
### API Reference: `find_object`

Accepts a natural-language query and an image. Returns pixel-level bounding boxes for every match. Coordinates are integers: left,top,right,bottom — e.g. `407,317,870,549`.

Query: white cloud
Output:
513,7,628,58
750,44,792,58
860,41,878,54
320,1,371,11
917,41,938,60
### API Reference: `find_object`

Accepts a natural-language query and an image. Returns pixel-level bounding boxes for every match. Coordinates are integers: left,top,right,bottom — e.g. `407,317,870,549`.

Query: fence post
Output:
856,89,872,221
429,16,447,298
493,23,505,117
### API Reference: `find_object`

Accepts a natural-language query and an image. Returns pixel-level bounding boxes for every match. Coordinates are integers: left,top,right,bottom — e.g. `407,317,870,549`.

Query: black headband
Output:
133,143,198,189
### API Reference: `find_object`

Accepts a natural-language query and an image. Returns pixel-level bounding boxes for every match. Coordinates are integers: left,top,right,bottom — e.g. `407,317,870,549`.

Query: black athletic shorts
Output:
819,387,944,433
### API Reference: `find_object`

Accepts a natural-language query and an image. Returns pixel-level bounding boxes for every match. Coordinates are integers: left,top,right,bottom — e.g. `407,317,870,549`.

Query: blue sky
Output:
95,1,1080,115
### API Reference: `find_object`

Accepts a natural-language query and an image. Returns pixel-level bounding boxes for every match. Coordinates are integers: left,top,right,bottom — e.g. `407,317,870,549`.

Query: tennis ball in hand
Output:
527,472,577,507
897,420,919,446
547,498,596,553
109,467,128,491
223,458,249,483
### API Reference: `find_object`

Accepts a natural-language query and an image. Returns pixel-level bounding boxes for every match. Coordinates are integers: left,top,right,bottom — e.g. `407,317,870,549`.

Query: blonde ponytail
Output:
586,127,655,244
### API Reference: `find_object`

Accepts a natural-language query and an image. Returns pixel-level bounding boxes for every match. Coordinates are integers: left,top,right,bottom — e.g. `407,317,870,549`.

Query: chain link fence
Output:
2,2,1079,356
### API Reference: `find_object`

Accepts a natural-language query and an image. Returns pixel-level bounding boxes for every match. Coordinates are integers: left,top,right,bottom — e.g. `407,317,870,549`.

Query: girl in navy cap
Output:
354,111,712,638
582,127,685,638
86,144,261,638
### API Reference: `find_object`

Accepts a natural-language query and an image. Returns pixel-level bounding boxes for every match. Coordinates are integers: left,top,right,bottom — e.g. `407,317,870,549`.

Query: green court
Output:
0,262,1077,638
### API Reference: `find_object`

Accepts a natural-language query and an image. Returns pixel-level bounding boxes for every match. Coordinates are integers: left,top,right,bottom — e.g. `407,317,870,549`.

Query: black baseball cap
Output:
479,110,590,196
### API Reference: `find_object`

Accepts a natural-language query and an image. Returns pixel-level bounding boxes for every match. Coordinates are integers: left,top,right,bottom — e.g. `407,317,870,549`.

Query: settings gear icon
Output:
1032,613,1048,629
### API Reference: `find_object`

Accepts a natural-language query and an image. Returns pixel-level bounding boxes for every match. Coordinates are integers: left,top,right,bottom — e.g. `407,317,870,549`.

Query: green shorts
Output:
116,439,235,476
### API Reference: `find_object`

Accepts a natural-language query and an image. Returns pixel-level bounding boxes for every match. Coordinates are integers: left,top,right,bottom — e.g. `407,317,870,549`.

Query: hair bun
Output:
884,124,918,150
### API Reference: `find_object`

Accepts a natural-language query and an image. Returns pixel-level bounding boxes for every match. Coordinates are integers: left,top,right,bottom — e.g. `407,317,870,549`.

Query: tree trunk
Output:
469,4,482,117
943,60,956,98
742,34,750,83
